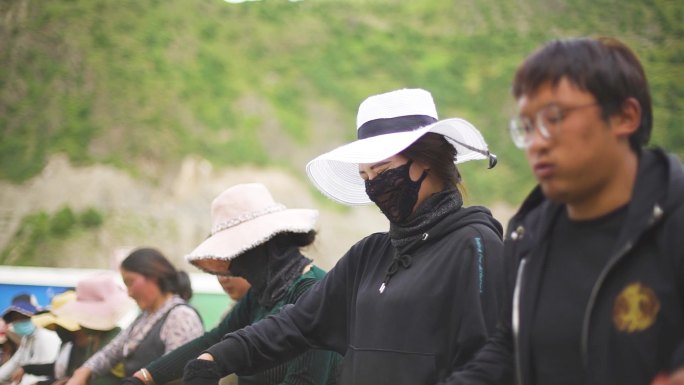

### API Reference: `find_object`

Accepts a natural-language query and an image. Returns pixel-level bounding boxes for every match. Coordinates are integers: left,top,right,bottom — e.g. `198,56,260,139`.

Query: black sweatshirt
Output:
206,205,505,385
146,265,340,385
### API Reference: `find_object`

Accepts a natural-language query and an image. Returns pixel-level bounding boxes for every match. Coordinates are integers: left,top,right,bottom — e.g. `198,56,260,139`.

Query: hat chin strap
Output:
449,137,498,169
488,153,498,169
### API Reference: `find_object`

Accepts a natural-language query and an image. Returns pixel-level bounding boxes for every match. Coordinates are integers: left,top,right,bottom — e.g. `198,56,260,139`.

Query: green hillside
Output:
1,0,683,206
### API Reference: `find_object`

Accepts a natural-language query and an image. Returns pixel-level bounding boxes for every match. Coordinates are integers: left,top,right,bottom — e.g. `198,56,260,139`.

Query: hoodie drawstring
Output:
379,253,412,293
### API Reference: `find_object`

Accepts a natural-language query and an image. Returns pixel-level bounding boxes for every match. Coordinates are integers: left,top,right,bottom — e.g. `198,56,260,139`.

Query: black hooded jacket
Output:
448,148,684,385
205,204,505,385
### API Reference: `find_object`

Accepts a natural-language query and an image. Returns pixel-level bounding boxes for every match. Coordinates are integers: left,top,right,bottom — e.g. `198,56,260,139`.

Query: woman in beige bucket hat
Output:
123,183,340,385
184,88,506,385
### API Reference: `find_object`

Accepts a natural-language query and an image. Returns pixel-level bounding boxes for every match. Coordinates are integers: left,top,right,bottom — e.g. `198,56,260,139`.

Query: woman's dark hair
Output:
512,36,652,152
120,247,193,301
400,133,463,193
231,230,317,270
266,230,317,254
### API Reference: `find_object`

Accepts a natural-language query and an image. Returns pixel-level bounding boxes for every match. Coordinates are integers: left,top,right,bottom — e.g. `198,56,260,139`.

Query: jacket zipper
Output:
512,258,527,385
509,224,526,385
579,204,663,376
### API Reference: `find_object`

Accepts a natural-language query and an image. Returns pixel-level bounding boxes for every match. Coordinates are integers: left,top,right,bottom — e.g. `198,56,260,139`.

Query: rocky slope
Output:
0,154,515,272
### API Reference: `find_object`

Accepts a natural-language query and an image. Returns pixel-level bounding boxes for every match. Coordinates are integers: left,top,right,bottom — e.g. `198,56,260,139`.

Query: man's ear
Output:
611,97,641,139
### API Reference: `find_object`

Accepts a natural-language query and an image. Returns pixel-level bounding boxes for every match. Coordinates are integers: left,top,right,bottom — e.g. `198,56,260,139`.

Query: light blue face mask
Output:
11,320,36,337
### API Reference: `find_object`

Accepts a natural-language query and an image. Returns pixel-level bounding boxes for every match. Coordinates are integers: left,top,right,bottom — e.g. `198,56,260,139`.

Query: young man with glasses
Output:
448,37,684,385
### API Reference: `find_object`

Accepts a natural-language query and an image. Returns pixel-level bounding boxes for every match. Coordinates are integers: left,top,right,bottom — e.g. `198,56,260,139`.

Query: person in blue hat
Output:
0,294,61,385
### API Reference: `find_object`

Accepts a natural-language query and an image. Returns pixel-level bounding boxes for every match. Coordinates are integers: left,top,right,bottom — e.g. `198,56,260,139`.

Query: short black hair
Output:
512,36,652,151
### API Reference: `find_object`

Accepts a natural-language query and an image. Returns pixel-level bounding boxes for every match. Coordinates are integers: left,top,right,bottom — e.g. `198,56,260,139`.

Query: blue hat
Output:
2,294,40,322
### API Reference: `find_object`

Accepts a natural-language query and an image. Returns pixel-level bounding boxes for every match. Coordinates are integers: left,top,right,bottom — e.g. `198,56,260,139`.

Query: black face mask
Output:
364,160,429,224
229,244,269,297
228,240,311,309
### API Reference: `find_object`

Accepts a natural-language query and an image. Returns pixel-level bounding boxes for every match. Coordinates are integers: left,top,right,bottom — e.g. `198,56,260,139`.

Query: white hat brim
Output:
185,208,318,275
306,118,489,205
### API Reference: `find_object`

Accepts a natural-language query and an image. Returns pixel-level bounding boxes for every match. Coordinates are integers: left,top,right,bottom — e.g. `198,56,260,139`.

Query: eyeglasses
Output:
509,103,599,149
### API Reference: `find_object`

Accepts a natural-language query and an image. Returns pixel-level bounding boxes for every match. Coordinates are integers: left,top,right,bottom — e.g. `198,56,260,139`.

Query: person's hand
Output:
64,367,91,385
127,369,154,385
651,368,684,385
197,353,214,361
183,354,221,385
10,367,24,384
52,378,69,385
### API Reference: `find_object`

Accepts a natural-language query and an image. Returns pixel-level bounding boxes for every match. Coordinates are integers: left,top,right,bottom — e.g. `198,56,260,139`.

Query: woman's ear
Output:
409,161,430,182
411,158,430,173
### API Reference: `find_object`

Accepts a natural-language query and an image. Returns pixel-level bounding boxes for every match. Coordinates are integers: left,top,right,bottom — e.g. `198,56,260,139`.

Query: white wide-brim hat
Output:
186,183,319,275
306,88,496,205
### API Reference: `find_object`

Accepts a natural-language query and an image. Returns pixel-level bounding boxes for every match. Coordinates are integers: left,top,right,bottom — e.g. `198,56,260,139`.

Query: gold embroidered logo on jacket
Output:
612,282,660,333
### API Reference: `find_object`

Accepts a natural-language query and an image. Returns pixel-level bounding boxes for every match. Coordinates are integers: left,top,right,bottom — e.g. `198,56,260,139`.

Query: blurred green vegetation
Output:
0,206,105,265
1,0,682,205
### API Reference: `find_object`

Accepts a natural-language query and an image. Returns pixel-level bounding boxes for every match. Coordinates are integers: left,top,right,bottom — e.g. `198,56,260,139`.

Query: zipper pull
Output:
510,225,525,241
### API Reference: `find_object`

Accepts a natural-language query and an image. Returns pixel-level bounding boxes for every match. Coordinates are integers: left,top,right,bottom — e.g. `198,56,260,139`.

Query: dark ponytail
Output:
175,271,193,301
120,247,193,301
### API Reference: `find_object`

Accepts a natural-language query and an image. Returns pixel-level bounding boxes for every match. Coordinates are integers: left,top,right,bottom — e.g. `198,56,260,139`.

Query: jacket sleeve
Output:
437,227,520,385
277,349,340,385
438,327,515,385
668,204,684,371
438,223,507,372
204,247,355,377
145,294,254,384
474,223,506,336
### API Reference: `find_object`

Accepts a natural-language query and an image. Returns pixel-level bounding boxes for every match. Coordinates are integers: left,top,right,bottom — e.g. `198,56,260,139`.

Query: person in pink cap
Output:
183,88,505,385
22,272,135,385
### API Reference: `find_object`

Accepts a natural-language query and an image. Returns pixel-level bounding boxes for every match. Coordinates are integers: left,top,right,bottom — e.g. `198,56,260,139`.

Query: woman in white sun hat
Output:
184,88,505,385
